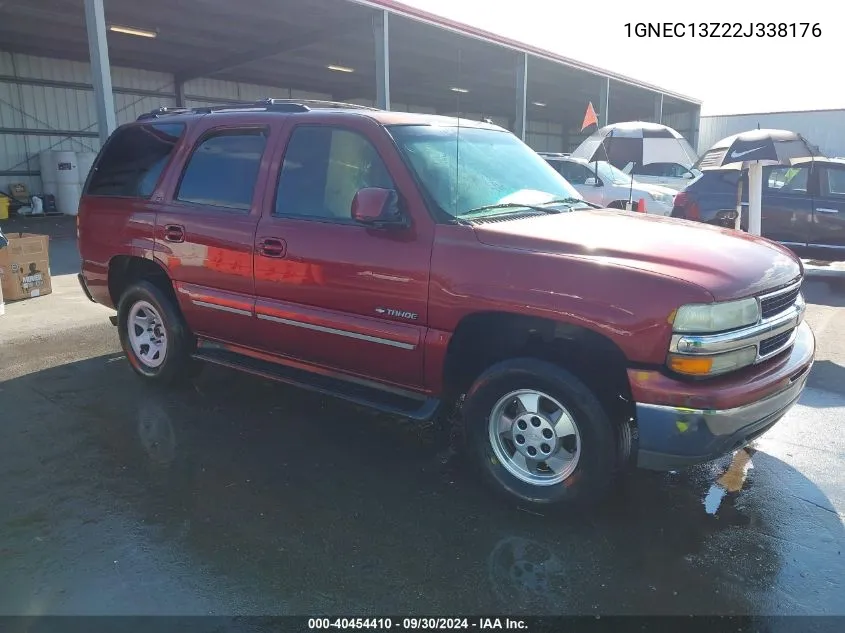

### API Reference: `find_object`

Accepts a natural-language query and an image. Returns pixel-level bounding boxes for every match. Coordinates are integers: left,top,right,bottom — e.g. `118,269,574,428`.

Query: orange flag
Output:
581,102,598,131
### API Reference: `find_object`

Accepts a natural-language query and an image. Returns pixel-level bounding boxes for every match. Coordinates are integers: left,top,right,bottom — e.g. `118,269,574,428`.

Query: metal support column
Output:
374,10,390,111
514,52,528,141
654,93,664,124
690,106,701,153
84,0,117,143
175,79,185,108
599,78,609,127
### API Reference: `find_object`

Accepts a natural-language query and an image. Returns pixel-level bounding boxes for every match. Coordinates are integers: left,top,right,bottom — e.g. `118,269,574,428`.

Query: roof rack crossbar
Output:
136,98,380,120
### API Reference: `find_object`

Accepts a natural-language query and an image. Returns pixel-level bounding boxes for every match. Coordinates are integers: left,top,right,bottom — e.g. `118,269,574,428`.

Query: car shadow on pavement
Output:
803,277,845,308
806,359,845,396
1,353,844,621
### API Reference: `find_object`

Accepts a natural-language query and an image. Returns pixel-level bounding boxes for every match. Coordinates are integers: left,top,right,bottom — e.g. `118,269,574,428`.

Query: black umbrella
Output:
571,121,699,168
696,128,821,171
697,129,821,234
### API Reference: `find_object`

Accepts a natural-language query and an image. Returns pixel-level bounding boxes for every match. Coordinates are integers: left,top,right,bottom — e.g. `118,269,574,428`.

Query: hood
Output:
471,210,801,301
633,182,677,198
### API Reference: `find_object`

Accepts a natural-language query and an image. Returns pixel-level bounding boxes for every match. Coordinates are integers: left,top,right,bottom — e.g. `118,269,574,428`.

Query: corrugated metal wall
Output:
0,52,178,194
1,50,579,195
699,110,845,156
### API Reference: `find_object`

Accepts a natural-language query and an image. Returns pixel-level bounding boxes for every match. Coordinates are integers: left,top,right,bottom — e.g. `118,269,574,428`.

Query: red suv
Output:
77,99,814,509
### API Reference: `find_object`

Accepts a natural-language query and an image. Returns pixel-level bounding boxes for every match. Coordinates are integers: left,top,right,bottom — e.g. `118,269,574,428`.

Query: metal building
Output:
1,0,701,196
699,109,845,157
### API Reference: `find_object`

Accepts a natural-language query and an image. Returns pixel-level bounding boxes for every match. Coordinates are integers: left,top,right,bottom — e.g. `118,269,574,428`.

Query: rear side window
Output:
86,123,185,198
176,128,268,211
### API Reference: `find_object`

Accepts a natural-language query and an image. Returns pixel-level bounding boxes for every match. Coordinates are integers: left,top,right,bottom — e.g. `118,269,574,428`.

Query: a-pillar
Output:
83,0,117,144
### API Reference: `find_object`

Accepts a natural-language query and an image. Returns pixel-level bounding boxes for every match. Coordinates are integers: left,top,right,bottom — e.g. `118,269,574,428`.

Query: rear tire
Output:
117,280,201,385
462,357,618,509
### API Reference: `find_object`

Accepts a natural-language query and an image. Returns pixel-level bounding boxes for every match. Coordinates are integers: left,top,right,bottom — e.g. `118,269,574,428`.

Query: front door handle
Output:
164,224,185,243
816,207,839,214
257,237,287,258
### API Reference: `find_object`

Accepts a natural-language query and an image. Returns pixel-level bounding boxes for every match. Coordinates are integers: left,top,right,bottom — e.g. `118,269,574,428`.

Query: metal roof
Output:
349,0,702,105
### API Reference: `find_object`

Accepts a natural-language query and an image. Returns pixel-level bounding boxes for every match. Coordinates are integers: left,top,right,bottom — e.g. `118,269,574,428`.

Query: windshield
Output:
594,161,632,185
388,125,584,218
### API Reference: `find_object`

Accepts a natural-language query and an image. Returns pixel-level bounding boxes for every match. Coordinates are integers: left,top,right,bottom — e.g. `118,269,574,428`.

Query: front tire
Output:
463,358,618,509
117,280,200,385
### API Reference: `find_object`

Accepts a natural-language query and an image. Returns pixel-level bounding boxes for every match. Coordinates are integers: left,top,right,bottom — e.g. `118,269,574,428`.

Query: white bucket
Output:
56,182,82,216
54,151,79,185
39,150,58,195
77,152,98,187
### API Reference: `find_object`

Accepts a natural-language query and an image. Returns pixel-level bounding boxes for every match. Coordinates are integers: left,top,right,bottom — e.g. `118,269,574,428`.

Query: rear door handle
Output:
816,207,839,214
164,224,185,243
257,237,287,258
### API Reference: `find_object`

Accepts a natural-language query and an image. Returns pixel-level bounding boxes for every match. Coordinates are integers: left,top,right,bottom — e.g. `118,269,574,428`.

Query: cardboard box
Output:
0,232,52,301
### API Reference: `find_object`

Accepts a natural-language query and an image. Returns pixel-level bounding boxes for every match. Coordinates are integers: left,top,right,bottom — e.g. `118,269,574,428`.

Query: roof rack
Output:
137,98,380,120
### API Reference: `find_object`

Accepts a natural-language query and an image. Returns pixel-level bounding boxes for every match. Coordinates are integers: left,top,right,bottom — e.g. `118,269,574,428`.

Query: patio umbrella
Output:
570,121,699,168
697,129,821,235
570,121,699,209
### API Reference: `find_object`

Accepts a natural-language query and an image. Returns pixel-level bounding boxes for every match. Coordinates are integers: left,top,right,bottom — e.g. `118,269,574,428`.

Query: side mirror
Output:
584,177,602,187
351,188,407,229
683,171,695,179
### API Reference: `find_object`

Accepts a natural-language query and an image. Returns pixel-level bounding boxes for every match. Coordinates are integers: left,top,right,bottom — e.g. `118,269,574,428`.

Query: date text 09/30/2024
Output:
625,22,822,38
308,618,527,630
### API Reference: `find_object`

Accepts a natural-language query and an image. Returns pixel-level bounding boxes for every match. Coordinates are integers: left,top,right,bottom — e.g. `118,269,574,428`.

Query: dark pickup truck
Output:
77,99,814,509
672,157,845,255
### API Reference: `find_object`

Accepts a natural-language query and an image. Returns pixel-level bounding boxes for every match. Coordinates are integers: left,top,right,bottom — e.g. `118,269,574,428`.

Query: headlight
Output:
668,346,758,377
672,297,760,333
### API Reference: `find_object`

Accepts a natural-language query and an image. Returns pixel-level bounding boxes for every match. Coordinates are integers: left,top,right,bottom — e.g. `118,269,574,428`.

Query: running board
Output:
193,343,440,423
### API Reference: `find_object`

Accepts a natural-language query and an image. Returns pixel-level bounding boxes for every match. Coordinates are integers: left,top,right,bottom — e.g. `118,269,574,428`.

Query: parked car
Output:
77,100,814,509
622,161,701,191
671,157,845,254
539,154,677,215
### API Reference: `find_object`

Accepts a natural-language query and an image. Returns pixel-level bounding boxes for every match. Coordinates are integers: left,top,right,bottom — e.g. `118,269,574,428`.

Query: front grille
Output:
759,330,793,356
761,285,801,320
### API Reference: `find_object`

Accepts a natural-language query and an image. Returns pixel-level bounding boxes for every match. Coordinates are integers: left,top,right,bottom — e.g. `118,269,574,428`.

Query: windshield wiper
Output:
537,197,599,209
459,199,596,218
459,203,559,218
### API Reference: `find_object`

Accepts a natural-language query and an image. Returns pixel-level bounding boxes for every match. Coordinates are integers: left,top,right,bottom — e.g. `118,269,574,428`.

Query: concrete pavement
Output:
1,217,844,620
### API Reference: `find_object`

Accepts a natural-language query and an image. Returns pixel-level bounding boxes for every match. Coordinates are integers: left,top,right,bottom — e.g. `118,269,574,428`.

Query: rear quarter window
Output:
85,123,186,198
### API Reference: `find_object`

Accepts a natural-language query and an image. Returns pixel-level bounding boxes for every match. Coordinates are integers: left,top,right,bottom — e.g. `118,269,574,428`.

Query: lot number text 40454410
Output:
625,22,822,38
307,618,528,630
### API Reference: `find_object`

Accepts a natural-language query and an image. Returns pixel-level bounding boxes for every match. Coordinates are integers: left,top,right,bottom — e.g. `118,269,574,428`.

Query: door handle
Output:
164,224,185,243
816,207,839,214
257,237,287,258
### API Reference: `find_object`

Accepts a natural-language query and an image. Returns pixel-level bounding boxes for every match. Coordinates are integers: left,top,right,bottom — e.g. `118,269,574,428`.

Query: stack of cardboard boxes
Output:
0,232,53,314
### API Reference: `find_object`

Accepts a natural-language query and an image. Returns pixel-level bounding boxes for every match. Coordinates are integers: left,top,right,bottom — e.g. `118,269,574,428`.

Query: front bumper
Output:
635,320,814,471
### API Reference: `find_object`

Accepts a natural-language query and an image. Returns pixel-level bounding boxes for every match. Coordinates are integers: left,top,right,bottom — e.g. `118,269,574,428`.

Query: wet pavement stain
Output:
1,335,845,617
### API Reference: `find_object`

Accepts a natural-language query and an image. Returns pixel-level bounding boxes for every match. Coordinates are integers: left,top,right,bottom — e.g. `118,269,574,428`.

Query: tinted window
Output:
635,163,668,176
822,166,845,197
765,166,809,193
86,123,185,198
275,126,394,220
557,161,592,184
637,162,691,177
177,129,268,211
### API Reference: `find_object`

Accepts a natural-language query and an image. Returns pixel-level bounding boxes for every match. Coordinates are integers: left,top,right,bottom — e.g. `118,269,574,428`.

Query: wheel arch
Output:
441,310,636,461
108,254,177,308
